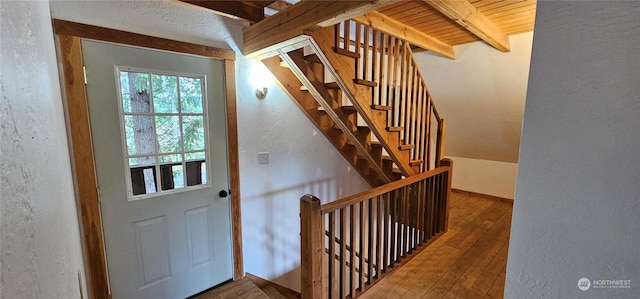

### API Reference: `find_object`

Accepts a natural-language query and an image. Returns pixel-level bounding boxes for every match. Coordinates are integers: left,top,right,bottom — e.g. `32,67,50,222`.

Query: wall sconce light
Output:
255,87,268,100
251,59,273,100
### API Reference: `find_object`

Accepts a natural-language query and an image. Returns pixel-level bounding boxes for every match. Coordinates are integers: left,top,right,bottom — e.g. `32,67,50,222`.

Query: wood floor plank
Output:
486,265,508,298
361,191,513,298
192,278,270,299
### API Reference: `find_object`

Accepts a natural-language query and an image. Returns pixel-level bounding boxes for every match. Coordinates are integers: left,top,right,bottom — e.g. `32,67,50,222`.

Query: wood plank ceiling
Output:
379,0,537,47
180,0,536,56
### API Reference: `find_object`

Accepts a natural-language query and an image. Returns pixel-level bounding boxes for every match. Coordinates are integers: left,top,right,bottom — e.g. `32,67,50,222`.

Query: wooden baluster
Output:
407,185,413,254
367,198,374,285
397,187,403,259
335,23,340,51
397,42,406,134
363,25,369,83
384,191,395,272
422,178,428,241
409,183,416,251
391,189,402,262
441,159,453,232
372,30,380,107
420,82,429,171
402,185,409,256
379,34,389,109
386,36,395,124
340,208,346,298
415,83,424,172
427,175,434,238
377,193,384,277
344,20,351,52
388,190,396,268
403,51,411,153
426,96,433,170
349,206,356,297
355,21,361,56
411,62,419,162
359,200,365,292
300,195,323,299
417,178,425,243
390,37,400,127
436,119,446,167
433,174,440,236
328,211,337,299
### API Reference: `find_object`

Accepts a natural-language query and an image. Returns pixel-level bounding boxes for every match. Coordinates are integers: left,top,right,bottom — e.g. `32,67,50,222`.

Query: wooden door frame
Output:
53,19,243,299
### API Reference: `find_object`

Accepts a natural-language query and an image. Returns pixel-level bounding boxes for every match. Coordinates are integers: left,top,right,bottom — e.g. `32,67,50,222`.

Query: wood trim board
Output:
53,19,243,299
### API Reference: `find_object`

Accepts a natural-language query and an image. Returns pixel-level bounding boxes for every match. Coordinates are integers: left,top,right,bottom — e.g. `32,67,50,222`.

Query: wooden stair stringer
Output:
262,55,385,187
281,50,394,184
309,27,417,177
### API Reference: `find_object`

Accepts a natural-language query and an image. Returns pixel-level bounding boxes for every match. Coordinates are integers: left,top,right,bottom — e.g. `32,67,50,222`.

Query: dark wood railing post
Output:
435,119,446,167
439,158,453,232
301,195,323,299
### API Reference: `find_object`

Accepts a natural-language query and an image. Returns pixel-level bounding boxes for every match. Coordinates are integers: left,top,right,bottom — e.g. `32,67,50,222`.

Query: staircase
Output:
254,18,451,299
262,20,446,187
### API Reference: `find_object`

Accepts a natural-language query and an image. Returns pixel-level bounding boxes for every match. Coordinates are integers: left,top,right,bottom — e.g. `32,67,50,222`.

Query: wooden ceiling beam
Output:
424,0,511,52
181,1,265,24
353,11,456,59
243,0,401,57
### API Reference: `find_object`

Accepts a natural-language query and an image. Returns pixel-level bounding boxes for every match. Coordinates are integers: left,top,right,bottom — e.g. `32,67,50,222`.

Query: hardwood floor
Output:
190,278,269,299
360,191,513,299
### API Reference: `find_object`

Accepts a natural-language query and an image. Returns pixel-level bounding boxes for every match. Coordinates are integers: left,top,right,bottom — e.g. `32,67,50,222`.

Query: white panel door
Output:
82,40,233,299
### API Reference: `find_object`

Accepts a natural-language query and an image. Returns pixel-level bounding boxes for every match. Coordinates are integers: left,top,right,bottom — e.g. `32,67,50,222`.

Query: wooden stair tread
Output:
303,53,321,64
409,159,424,166
386,126,403,132
341,105,357,111
299,85,308,91
325,82,340,89
353,78,377,87
371,104,392,111
399,144,415,151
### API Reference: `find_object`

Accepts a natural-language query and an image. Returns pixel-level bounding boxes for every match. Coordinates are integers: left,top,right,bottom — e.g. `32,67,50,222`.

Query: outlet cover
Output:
258,152,269,164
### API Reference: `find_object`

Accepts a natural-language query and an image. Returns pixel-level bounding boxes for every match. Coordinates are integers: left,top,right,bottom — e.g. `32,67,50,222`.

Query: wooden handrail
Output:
321,165,449,214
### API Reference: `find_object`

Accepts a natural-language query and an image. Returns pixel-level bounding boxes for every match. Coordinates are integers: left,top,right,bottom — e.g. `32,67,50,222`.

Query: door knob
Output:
218,190,228,198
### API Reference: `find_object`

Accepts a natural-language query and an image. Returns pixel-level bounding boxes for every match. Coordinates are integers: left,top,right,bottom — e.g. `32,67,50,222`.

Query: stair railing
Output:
301,159,453,299
335,20,447,171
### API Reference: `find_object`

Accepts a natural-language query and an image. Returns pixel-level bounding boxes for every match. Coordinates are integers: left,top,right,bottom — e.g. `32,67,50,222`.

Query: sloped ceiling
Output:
415,32,533,163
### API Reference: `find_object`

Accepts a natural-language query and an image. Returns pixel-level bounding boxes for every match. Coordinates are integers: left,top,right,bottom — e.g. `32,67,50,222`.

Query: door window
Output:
117,68,209,200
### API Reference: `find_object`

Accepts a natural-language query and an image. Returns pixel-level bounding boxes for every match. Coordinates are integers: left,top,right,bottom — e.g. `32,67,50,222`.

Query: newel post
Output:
440,158,453,232
300,195,323,299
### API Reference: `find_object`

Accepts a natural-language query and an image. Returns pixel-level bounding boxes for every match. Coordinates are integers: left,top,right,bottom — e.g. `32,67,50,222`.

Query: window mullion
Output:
149,72,162,193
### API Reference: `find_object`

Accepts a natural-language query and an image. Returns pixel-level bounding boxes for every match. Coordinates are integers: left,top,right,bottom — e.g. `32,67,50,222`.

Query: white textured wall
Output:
50,0,369,292
236,58,369,291
446,156,517,199
415,32,533,163
506,2,640,298
1,1,86,298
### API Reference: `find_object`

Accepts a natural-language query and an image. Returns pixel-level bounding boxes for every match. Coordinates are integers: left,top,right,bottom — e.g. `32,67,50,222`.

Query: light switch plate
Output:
258,152,269,164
